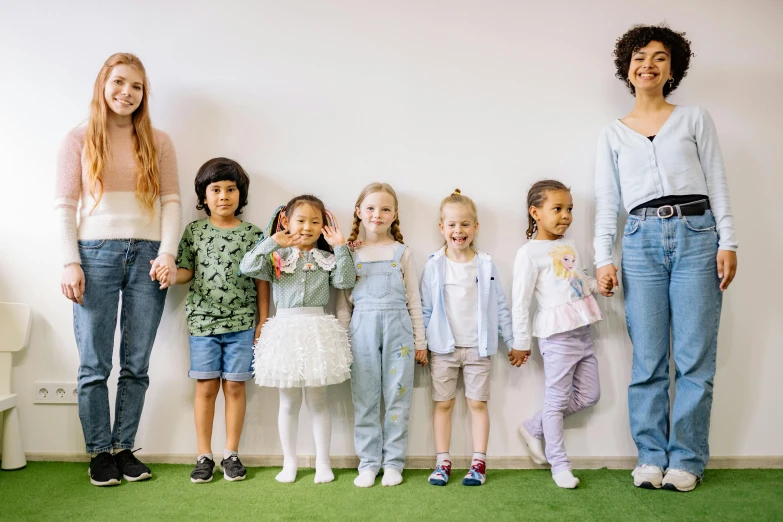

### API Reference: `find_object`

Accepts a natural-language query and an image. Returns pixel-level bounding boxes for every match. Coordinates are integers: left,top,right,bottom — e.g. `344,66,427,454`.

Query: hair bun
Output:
452,188,461,195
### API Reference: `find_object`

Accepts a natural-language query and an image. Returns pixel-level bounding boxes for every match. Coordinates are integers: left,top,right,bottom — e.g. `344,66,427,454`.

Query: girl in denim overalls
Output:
337,183,427,488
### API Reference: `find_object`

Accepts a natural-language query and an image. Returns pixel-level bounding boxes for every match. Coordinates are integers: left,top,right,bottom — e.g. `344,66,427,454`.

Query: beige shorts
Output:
430,347,491,402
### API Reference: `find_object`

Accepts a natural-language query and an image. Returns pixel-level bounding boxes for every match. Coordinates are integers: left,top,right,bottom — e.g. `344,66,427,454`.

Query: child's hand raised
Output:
272,230,303,248
508,349,530,367
415,349,428,367
322,225,346,247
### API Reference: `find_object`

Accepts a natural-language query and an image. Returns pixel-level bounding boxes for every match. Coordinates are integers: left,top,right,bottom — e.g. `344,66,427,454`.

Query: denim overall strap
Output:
352,244,408,311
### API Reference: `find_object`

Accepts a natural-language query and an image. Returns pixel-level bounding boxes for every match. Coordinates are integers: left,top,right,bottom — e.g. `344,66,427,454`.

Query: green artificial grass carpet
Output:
1,464,781,521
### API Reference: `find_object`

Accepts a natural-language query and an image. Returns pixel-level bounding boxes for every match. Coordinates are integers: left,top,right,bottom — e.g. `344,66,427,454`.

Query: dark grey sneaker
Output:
113,449,152,482
89,452,122,487
220,455,247,481
191,456,216,483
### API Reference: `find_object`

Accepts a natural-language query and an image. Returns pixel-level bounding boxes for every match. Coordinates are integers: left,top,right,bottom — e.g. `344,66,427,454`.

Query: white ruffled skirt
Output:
253,307,352,388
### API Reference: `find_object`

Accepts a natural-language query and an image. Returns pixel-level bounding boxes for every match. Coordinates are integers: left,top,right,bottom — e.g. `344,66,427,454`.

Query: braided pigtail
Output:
347,214,362,245
389,217,404,243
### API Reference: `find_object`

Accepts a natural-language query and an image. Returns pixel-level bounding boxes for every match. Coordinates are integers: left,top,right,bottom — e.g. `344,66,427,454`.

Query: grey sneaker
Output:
220,455,247,481
190,456,216,484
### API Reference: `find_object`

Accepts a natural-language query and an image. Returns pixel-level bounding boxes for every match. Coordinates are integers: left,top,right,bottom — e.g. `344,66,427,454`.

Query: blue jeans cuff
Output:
189,370,221,380
222,371,252,382
86,445,113,455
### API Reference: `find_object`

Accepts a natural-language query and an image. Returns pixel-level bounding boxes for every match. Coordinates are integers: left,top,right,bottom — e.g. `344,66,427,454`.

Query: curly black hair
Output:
194,157,250,216
613,24,693,97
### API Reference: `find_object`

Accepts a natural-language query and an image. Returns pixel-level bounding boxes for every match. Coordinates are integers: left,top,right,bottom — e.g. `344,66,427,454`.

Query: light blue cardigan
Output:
593,105,738,267
420,247,514,357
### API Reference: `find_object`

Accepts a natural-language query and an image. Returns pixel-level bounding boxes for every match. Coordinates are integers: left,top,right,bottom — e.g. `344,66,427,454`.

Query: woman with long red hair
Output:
56,53,180,486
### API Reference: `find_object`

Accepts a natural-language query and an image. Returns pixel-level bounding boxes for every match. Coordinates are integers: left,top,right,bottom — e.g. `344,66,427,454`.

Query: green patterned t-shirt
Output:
177,219,263,336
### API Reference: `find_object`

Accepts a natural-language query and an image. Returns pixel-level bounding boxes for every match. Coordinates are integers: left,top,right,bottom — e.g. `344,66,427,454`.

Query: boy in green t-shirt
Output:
156,158,269,483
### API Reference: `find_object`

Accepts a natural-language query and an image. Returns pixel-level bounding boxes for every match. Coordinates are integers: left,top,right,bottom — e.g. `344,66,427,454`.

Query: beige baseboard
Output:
14,453,783,469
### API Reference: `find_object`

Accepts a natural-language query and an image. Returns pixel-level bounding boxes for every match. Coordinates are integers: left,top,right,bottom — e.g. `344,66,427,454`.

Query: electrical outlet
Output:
34,382,78,404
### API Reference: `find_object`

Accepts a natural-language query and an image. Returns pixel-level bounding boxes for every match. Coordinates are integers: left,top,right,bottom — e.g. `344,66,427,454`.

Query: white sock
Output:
436,452,451,466
553,469,580,489
306,387,334,484
381,467,403,487
276,461,298,483
198,453,213,462
354,469,377,488
276,388,303,483
472,452,487,465
223,449,237,460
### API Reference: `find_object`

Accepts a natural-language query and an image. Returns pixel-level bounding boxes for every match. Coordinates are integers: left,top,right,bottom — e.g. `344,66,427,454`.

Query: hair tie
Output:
452,188,461,195
324,209,339,229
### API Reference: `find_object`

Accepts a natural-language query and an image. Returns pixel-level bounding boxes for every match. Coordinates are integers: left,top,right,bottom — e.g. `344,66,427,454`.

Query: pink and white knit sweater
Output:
55,123,181,266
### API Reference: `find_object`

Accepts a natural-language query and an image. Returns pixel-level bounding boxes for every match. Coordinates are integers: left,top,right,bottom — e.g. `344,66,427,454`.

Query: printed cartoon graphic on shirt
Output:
549,244,585,299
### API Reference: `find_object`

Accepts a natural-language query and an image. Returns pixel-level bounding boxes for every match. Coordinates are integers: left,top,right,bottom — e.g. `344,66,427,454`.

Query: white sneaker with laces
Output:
632,464,663,489
662,469,699,492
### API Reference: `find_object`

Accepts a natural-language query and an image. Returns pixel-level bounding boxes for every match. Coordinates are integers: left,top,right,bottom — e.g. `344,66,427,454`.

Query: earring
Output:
668,77,674,87
626,78,631,88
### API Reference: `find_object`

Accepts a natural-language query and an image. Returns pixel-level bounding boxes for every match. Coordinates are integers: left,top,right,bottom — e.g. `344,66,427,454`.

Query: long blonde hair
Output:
348,182,404,244
549,244,578,279
85,53,159,216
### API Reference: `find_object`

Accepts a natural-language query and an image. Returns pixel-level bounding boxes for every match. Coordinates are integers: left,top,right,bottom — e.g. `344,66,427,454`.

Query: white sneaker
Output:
632,464,663,489
518,423,547,465
662,469,699,492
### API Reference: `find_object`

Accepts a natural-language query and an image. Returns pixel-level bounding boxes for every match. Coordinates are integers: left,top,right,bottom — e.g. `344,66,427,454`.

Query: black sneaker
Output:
191,456,216,483
220,455,247,481
89,452,121,487
113,449,152,482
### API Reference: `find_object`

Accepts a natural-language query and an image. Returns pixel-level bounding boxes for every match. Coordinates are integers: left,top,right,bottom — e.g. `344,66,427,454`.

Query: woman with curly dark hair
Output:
593,24,738,492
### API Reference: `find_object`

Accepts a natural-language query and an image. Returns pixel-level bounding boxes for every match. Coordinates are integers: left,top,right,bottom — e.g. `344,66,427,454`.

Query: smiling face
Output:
627,40,672,96
439,203,478,254
283,203,324,249
103,64,144,119
356,190,397,237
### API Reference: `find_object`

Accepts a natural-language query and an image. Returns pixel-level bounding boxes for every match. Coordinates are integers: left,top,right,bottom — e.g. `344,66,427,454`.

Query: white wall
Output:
1,0,781,461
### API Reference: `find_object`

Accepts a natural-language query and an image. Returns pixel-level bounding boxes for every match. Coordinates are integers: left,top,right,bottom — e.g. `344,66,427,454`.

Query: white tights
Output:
276,386,334,483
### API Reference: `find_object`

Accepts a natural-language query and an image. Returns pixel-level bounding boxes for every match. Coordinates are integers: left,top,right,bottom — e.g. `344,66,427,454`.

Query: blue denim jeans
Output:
74,239,167,454
621,210,722,478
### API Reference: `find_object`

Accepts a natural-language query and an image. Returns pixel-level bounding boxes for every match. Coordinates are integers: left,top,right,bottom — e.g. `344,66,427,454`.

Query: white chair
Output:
0,302,32,470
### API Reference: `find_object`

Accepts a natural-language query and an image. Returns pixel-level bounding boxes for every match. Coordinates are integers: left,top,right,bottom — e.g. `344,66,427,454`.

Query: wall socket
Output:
34,382,78,404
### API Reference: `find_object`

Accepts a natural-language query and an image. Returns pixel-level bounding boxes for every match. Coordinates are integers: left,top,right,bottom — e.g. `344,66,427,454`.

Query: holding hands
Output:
596,264,619,297
149,254,176,289
508,349,530,367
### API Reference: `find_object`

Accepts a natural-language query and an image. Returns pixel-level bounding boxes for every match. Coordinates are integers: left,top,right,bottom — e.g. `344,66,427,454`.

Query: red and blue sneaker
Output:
428,460,452,486
462,459,486,486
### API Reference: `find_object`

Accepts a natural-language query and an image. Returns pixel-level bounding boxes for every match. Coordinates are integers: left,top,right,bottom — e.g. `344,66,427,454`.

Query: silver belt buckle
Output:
656,205,675,218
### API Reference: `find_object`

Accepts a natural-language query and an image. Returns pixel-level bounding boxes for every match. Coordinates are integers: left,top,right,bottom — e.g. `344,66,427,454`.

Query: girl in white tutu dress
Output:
240,194,356,484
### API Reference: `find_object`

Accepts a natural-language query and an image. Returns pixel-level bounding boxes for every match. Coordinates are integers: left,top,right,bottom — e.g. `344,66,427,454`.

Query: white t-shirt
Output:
443,256,478,347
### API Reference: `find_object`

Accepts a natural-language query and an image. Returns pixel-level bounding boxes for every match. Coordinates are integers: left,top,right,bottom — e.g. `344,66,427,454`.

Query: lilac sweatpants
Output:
522,325,600,474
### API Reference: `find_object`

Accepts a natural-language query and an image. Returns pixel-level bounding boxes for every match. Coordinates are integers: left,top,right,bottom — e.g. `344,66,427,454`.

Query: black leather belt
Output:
630,199,710,218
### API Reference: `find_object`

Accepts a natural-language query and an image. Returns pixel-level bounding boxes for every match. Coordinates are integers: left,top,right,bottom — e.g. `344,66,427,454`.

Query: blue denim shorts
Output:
189,328,255,381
